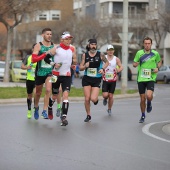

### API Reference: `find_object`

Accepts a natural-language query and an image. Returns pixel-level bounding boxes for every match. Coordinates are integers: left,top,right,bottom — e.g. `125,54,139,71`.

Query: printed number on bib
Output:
87,68,97,77
49,75,58,83
105,72,114,80
141,68,151,78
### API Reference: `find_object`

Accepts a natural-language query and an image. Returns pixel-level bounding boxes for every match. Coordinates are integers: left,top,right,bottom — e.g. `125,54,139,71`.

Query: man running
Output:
21,44,37,119
32,28,54,120
44,31,77,126
102,45,123,115
133,36,162,123
79,39,109,122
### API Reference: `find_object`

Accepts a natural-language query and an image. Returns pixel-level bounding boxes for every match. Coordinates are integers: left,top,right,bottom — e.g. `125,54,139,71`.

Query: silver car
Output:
156,65,170,83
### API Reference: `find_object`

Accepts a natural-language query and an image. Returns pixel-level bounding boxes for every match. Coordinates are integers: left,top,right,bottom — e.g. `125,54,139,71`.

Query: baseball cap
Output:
61,31,73,39
88,39,97,44
107,45,114,50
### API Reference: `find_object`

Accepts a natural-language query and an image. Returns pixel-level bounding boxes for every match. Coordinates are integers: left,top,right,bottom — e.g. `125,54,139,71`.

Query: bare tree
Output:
0,0,49,82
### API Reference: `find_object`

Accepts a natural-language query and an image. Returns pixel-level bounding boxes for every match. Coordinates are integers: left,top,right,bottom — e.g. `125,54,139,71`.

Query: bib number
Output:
49,75,58,83
105,72,114,80
141,69,151,78
87,68,97,77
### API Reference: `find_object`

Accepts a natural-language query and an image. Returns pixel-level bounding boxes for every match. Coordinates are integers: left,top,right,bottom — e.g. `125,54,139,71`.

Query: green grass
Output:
0,87,138,99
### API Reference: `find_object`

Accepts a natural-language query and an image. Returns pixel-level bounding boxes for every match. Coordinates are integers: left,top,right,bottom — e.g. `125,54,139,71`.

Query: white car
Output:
0,61,5,81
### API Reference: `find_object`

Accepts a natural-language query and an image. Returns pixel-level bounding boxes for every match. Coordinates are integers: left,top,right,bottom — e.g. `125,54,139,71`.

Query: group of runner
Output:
22,28,162,125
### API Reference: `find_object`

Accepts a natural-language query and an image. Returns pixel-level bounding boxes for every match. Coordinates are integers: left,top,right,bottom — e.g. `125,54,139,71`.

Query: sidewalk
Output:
0,93,139,104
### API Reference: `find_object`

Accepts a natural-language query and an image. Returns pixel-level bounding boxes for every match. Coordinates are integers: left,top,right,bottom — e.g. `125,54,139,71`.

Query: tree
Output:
0,0,49,82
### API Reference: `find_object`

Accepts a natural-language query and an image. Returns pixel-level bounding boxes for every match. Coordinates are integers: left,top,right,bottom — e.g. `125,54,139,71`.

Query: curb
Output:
0,93,139,104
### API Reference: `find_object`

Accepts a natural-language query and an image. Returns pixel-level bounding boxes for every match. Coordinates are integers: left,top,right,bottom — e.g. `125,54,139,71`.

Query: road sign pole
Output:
121,0,129,94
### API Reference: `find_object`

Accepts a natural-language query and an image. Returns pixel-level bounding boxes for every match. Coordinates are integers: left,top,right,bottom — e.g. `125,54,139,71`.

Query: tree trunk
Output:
3,26,13,82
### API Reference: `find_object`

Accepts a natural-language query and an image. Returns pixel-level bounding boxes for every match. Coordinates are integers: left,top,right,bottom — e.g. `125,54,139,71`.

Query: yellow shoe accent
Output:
27,110,32,119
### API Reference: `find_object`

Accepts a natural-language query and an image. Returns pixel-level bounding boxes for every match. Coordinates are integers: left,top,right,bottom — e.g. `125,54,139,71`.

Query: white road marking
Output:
142,120,170,143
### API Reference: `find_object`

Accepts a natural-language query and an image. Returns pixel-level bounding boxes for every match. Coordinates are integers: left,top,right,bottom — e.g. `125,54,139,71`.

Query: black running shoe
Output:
61,115,68,126
103,98,107,106
139,116,145,123
147,104,152,113
84,115,91,122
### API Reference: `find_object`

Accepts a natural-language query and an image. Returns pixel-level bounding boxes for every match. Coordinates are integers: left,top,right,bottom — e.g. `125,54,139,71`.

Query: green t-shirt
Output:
134,49,161,82
37,43,54,76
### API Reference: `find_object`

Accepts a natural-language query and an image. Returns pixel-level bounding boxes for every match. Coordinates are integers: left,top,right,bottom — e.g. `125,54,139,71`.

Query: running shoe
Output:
56,108,62,117
61,115,68,126
94,100,98,105
103,98,107,106
139,116,145,123
48,107,53,120
27,110,32,119
34,107,39,120
84,115,91,122
147,104,152,113
107,109,112,116
41,110,48,119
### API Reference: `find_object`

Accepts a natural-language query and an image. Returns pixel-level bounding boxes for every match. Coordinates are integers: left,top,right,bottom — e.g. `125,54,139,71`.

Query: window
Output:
36,10,61,21
39,14,47,20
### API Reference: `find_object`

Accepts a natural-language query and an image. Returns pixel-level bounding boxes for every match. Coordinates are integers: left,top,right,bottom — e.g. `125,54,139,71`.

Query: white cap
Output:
107,45,114,50
61,32,73,39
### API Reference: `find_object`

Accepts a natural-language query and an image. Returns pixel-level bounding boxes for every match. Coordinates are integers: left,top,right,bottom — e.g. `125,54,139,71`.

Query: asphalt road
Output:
0,82,170,170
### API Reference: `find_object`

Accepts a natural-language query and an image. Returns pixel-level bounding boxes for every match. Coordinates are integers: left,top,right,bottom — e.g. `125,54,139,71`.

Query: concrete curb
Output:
0,93,139,104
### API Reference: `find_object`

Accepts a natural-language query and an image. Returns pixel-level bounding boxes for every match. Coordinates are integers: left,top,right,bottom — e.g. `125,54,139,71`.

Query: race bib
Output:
87,68,97,77
49,75,58,83
141,68,151,78
105,72,114,80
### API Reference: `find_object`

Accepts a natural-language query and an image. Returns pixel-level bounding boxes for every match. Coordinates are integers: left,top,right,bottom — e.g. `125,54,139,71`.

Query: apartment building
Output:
15,0,74,57
74,0,170,65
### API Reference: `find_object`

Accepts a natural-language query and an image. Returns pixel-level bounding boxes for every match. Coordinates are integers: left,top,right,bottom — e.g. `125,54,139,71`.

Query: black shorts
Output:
82,75,102,88
52,76,72,94
35,74,52,86
26,80,35,94
138,81,155,94
102,81,116,94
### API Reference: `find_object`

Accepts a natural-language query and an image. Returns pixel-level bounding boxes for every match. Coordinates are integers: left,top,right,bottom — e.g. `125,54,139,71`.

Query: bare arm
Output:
79,53,87,71
116,57,123,73
133,62,139,68
98,53,109,74
72,46,77,65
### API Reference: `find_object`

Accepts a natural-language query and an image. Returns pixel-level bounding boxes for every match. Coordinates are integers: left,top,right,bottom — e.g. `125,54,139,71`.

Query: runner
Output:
79,39,109,122
21,44,37,119
32,28,54,120
133,36,162,123
102,45,123,115
44,31,77,126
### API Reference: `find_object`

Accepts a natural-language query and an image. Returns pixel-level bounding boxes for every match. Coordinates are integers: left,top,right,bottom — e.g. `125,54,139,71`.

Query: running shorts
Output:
138,81,155,94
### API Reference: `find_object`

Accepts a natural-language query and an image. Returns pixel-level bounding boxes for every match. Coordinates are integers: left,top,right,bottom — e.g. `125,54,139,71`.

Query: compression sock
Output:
62,100,69,116
49,97,55,108
27,98,32,110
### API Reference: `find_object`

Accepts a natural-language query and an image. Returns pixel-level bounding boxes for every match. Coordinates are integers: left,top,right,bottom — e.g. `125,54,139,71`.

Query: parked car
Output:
156,65,170,84
118,66,132,81
0,61,5,81
10,60,27,82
